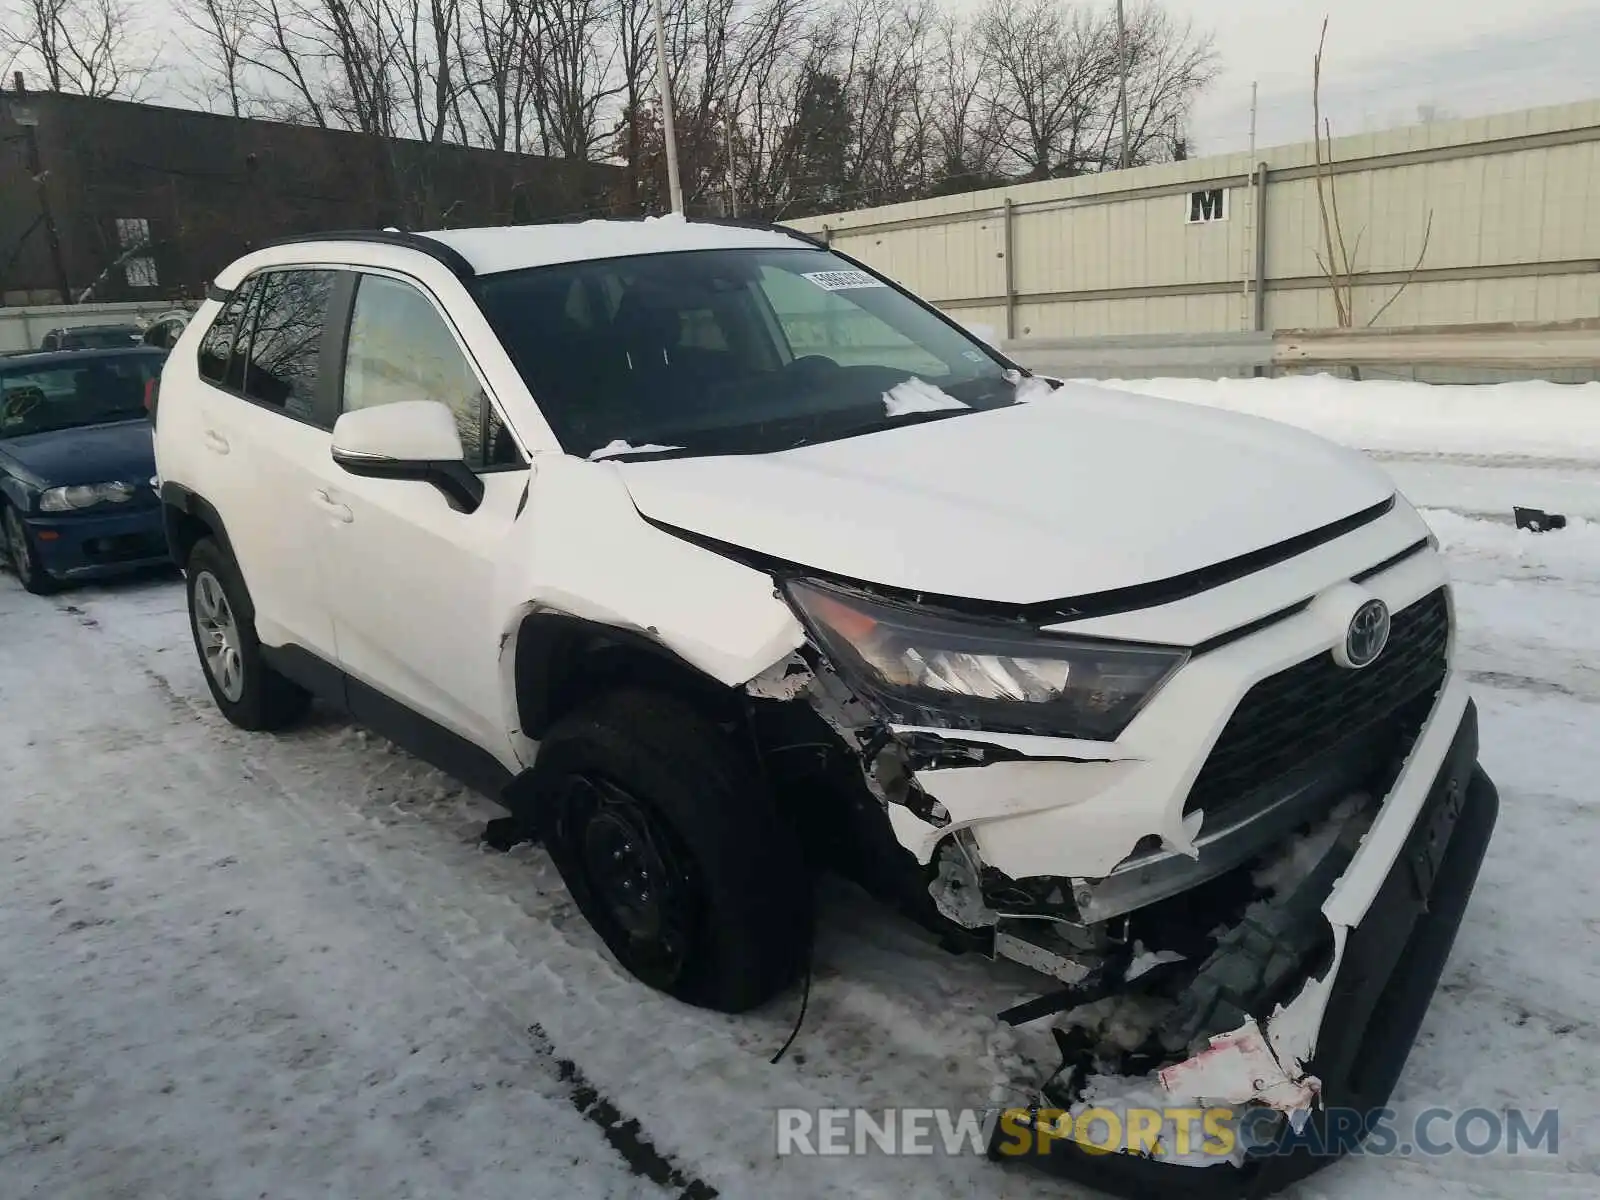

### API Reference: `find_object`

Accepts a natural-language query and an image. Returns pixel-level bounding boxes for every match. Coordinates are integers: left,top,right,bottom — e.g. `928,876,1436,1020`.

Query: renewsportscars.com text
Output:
774,1105,1559,1160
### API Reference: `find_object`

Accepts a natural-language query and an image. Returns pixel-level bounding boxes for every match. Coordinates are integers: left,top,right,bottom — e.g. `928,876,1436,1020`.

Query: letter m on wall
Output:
1187,188,1229,223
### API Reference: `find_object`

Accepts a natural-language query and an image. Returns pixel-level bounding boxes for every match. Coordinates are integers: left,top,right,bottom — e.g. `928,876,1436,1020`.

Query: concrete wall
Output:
788,101,1600,339
0,300,181,354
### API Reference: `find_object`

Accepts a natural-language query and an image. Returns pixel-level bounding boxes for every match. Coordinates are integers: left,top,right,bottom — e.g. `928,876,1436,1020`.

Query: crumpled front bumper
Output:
990,694,1498,1197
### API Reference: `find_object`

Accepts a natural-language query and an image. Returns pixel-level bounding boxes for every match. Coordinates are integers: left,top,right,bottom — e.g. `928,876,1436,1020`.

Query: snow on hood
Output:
882,377,968,417
614,382,1397,605
588,439,685,461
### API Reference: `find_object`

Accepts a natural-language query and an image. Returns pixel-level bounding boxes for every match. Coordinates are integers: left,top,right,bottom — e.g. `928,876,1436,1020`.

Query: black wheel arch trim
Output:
160,482,239,570
511,609,742,742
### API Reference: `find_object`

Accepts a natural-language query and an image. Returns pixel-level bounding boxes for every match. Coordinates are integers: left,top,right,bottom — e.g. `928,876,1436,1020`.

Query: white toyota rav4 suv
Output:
154,218,1496,1193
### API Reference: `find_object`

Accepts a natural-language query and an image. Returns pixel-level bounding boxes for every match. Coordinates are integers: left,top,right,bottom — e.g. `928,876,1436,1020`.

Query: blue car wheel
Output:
3,506,59,595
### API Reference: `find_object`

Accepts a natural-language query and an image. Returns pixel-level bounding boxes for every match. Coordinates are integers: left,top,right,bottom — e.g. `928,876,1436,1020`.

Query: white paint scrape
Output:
1159,1018,1320,1119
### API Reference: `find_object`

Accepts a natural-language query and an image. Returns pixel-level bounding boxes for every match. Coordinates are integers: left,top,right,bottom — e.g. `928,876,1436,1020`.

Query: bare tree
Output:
924,12,1005,192
4,0,155,96
972,0,1114,179
179,0,254,115
1097,1,1216,168
453,0,539,151
1311,16,1432,330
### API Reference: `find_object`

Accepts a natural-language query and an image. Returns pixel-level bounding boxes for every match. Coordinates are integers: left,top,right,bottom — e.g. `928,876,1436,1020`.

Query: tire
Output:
3,503,60,595
185,537,311,731
534,688,812,1013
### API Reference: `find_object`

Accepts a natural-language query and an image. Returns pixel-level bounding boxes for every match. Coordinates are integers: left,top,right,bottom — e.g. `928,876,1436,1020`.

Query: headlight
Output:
785,579,1188,741
38,481,138,512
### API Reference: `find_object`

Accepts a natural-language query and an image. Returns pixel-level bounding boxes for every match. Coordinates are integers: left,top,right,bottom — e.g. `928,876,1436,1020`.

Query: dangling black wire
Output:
740,694,818,1067
770,945,813,1065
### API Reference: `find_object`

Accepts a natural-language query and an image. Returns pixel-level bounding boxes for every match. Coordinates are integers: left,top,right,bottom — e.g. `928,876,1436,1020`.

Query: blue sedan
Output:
1,347,171,594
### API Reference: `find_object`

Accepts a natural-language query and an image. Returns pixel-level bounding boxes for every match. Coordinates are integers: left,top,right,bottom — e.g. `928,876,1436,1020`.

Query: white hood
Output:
614,383,1396,605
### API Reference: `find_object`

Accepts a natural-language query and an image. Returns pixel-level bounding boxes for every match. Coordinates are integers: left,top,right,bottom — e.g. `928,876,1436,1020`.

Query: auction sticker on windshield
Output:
803,270,887,291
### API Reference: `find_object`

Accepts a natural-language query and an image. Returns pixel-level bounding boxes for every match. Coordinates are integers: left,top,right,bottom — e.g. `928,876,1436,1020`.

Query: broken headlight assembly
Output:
784,579,1188,740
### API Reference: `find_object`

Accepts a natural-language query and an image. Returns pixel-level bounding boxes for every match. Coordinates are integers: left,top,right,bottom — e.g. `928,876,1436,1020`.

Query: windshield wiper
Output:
586,440,691,462
786,405,975,450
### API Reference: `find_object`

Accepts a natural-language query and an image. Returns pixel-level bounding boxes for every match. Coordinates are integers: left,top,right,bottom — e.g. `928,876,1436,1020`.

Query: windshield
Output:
474,247,1029,458
62,327,141,349
0,355,160,438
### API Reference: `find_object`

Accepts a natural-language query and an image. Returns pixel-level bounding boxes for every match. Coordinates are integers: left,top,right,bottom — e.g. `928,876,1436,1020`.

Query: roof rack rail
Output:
253,229,476,280
685,215,828,248
516,212,827,249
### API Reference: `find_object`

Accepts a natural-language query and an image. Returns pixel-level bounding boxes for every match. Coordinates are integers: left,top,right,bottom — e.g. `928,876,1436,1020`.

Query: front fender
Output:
493,453,806,744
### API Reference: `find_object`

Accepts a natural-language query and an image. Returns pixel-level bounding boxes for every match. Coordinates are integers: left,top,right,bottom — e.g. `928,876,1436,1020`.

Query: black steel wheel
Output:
556,774,701,992
533,688,811,1012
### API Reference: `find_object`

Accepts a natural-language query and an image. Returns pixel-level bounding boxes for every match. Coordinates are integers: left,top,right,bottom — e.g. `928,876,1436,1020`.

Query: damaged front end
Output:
743,574,1497,1196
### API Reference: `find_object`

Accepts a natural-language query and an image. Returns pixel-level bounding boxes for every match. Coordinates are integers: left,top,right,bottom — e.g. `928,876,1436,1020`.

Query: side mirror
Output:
330,400,484,513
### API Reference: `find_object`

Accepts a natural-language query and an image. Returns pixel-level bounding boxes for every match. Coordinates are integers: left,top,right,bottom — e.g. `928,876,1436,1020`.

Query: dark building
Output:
1,85,619,305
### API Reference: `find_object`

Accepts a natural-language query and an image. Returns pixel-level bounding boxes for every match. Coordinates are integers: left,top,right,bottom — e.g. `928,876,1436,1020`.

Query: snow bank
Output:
1081,374,1600,460
1423,509,1600,581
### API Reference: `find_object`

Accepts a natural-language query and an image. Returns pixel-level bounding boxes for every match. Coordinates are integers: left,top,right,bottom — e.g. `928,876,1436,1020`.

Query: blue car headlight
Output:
38,482,138,512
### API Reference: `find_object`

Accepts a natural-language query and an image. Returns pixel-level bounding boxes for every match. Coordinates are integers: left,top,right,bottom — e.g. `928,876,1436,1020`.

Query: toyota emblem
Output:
1342,598,1391,669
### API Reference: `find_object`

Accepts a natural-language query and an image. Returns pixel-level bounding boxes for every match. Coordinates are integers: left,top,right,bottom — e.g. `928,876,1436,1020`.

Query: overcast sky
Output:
1171,0,1600,153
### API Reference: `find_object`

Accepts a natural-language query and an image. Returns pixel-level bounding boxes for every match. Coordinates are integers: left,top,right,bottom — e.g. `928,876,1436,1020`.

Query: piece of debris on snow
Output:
1158,1018,1320,1119
1125,942,1186,982
743,657,815,701
1514,506,1568,533
883,377,969,417
587,439,685,461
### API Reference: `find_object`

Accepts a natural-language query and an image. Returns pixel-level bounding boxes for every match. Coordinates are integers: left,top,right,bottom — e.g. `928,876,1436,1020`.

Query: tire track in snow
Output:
1369,450,1600,472
45,592,719,1200
51,585,1041,1199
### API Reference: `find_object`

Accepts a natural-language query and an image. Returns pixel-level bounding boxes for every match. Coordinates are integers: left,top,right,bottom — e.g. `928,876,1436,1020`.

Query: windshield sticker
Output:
802,269,887,291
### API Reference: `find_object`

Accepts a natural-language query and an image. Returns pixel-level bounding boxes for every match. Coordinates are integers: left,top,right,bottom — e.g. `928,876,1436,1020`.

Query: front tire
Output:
186,537,311,731
3,504,59,595
534,689,812,1013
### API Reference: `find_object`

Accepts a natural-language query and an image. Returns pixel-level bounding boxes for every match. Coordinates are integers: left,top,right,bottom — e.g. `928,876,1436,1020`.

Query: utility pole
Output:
1248,80,1258,160
725,98,737,217
651,0,684,215
1243,81,1259,318
11,72,71,303
1114,0,1131,169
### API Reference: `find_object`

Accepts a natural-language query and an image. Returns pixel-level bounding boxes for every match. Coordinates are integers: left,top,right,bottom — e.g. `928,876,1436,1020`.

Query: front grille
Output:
1184,588,1450,816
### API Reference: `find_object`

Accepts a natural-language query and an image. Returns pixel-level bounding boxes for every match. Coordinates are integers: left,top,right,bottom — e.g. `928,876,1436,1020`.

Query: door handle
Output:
312,489,354,523
203,429,230,455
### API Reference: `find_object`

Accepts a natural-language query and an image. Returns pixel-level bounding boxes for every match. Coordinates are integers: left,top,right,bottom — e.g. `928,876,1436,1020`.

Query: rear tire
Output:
534,689,811,1013
186,537,311,731
3,504,60,595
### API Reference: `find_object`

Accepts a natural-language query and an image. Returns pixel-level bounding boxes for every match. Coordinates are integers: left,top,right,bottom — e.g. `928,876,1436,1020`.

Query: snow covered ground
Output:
4,374,1599,1199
